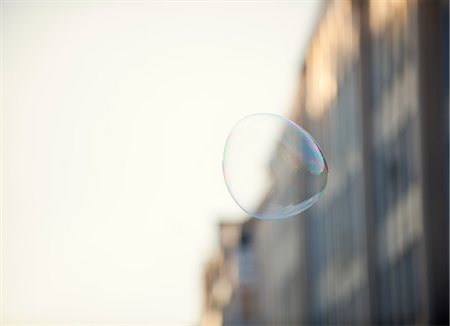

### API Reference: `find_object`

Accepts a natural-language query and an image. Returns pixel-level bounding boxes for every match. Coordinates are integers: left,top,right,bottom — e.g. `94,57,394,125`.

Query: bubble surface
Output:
223,113,328,220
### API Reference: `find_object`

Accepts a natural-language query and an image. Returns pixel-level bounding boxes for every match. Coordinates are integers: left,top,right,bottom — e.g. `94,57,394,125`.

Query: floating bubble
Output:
222,113,328,220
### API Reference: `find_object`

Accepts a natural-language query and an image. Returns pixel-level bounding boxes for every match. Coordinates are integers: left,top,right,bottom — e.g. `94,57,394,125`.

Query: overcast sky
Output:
2,1,322,323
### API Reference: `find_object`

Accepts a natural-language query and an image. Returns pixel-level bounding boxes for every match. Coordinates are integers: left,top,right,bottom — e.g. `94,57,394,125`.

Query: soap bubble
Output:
223,113,328,220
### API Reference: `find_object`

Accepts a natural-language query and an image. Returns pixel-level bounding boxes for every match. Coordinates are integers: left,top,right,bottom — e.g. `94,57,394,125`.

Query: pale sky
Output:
2,1,322,323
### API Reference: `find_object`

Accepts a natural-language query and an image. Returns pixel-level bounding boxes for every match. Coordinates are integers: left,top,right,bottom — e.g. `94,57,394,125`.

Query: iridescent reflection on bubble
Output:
223,113,328,220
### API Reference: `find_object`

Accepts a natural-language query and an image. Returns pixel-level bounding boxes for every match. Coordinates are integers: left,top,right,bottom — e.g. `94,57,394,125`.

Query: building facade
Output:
298,0,448,324
204,0,449,324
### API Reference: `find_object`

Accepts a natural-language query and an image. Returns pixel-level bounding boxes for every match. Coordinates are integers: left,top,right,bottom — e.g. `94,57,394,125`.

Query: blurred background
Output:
2,0,448,325
3,0,320,324
202,0,449,325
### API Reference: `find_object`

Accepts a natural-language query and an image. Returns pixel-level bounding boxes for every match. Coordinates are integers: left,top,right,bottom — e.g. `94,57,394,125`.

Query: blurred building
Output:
300,0,449,324
201,222,239,326
361,0,449,324
204,0,449,324
201,221,259,326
